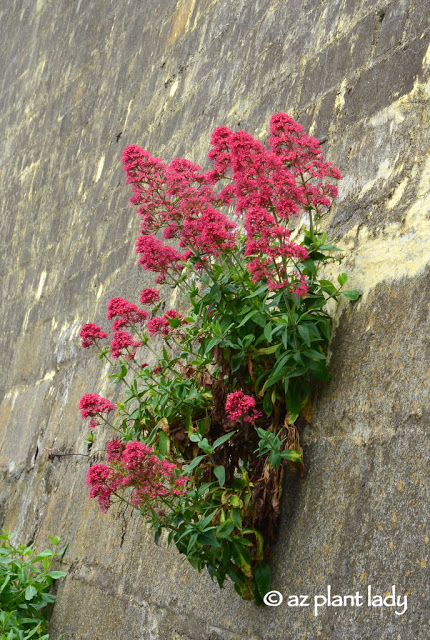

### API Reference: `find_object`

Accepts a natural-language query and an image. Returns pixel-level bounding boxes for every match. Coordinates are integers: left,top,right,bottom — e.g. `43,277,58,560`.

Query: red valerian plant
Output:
78,113,360,603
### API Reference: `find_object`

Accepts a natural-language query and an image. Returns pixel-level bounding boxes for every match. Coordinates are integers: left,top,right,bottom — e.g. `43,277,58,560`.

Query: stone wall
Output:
0,1,429,638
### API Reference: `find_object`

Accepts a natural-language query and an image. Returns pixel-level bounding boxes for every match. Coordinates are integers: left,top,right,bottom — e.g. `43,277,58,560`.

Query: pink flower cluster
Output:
107,297,149,330
110,330,141,359
79,393,116,429
225,391,262,424
139,288,160,305
147,310,184,336
86,439,190,513
135,235,188,284
180,207,237,257
79,323,108,349
122,113,342,294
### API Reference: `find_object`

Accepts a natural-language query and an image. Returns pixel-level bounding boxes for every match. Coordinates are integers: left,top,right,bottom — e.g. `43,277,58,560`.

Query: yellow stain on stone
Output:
359,158,399,197
124,99,133,130
22,309,30,332
169,286,179,309
389,541,394,552
397,480,403,491
322,76,430,303
167,0,197,46
94,155,105,183
386,176,409,210
38,370,56,383
324,150,430,303
334,79,348,113
35,270,47,301
169,79,179,97
424,42,430,67
420,560,427,568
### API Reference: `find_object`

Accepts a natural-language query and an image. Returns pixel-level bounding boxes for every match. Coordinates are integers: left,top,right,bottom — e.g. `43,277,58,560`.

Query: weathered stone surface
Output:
0,0,429,638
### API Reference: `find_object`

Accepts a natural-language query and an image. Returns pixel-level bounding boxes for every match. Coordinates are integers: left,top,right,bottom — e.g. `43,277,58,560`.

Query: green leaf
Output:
241,334,255,348
318,243,342,251
343,289,362,301
157,430,170,456
263,322,273,343
337,272,348,286
253,561,272,600
280,449,302,463
230,509,242,530
205,337,220,353
214,465,225,487
217,521,235,540
243,284,268,299
186,532,198,555
270,451,282,469
297,324,310,347
308,359,331,381
209,284,221,303
302,258,317,275
0,573,10,594
200,509,219,530
255,343,280,355
319,279,337,295
197,438,213,454
197,531,220,547
212,431,236,450
270,352,292,377
303,349,326,360
40,592,56,603
263,391,273,417
237,309,258,327
253,312,266,328
230,353,244,373
46,571,67,579
183,455,206,473
318,318,331,341
231,540,251,574
24,585,37,601
262,371,284,393
32,550,55,561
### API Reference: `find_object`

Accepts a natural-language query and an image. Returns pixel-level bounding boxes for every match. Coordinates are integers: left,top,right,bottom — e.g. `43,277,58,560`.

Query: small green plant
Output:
0,530,67,640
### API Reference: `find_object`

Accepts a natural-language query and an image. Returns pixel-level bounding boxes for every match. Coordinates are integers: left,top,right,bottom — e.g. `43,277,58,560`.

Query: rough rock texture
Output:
0,1,429,638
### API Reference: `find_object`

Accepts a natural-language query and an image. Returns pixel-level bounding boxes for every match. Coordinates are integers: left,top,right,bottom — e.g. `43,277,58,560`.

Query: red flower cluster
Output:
147,316,169,336
79,393,116,420
225,392,262,424
107,297,149,330
86,439,190,513
86,464,119,512
135,235,186,284
110,331,141,359
180,207,237,256
147,309,184,336
122,113,341,294
79,323,108,349
139,288,160,305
